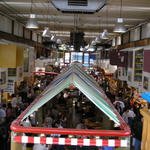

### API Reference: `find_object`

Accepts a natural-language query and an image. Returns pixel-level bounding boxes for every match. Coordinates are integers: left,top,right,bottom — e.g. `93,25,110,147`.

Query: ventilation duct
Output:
68,0,88,6
50,0,107,14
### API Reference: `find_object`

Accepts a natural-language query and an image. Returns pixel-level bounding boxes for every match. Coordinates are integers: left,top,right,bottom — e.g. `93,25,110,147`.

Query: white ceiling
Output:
0,0,150,42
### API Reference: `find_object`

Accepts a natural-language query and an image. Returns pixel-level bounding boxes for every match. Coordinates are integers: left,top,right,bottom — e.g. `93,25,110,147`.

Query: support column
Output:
115,136,130,150
11,132,22,150
36,107,43,126
140,109,150,150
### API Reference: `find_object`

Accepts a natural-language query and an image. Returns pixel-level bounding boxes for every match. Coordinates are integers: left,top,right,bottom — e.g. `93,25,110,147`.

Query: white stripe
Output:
108,140,115,147
71,138,78,145
34,137,40,144
96,139,102,146
83,139,90,146
58,138,65,145
121,140,128,147
46,137,53,144
22,136,28,143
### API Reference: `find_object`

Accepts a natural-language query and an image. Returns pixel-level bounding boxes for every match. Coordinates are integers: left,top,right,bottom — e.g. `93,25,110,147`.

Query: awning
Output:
141,93,150,103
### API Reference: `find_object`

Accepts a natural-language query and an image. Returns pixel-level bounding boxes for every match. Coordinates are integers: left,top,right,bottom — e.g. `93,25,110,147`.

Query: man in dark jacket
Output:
132,116,143,150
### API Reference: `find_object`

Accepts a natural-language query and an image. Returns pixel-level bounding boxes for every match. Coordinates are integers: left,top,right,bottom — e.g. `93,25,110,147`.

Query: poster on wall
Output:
1,72,6,84
4,79,15,93
143,76,149,90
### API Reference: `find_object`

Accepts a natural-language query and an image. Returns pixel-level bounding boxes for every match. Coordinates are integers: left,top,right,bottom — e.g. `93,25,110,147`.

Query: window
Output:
8,68,16,76
64,52,70,63
71,52,83,63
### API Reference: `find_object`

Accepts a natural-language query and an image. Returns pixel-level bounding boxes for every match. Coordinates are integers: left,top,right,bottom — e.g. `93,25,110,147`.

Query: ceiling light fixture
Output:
42,1,51,37
91,40,96,45
42,27,51,37
114,18,126,33
26,0,38,29
56,39,62,44
96,16,102,43
50,15,57,42
101,6,109,39
101,29,109,39
95,35,101,43
51,34,57,42
114,0,126,33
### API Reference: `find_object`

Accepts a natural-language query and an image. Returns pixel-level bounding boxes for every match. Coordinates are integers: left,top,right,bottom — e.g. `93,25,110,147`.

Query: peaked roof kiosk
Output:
11,63,131,149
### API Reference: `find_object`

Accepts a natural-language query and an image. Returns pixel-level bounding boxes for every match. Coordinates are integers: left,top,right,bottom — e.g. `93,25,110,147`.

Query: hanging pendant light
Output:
101,29,109,39
101,6,109,40
114,18,126,33
26,0,38,29
56,39,62,44
42,2,52,37
113,0,126,33
95,16,102,43
91,40,96,45
95,35,101,43
51,34,57,42
26,14,38,29
42,27,51,37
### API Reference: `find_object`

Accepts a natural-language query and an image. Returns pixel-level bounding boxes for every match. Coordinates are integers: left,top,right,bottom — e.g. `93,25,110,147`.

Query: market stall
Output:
10,63,131,150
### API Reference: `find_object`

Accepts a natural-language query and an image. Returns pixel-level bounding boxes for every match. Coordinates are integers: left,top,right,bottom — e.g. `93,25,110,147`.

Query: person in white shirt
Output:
122,109,135,124
11,94,18,108
113,99,125,114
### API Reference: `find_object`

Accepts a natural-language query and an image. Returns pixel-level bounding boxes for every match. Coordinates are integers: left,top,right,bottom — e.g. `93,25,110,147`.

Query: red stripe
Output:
77,139,84,146
90,139,96,146
14,136,22,143
65,138,71,145
28,136,34,144
40,137,46,144
53,138,59,145
31,71,58,75
115,140,121,147
102,140,108,146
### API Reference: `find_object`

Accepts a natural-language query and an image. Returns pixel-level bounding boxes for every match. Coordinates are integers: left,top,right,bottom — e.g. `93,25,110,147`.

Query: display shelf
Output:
135,62,143,65
135,56,143,58
135,68,143,71
134,49,143,82
134,73,142,76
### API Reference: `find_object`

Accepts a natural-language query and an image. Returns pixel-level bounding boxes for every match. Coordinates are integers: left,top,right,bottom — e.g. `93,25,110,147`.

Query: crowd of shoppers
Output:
0,65,144,150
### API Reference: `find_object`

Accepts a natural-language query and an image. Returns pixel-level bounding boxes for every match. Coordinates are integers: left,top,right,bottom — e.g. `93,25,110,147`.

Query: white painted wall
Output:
99,59,117,73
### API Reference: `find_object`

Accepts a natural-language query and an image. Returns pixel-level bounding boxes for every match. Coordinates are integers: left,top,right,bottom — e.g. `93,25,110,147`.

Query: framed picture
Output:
143,76,149,90
1,72,6,85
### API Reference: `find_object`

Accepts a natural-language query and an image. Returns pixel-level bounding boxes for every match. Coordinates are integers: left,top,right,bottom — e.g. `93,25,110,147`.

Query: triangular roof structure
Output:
23,63,121,125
